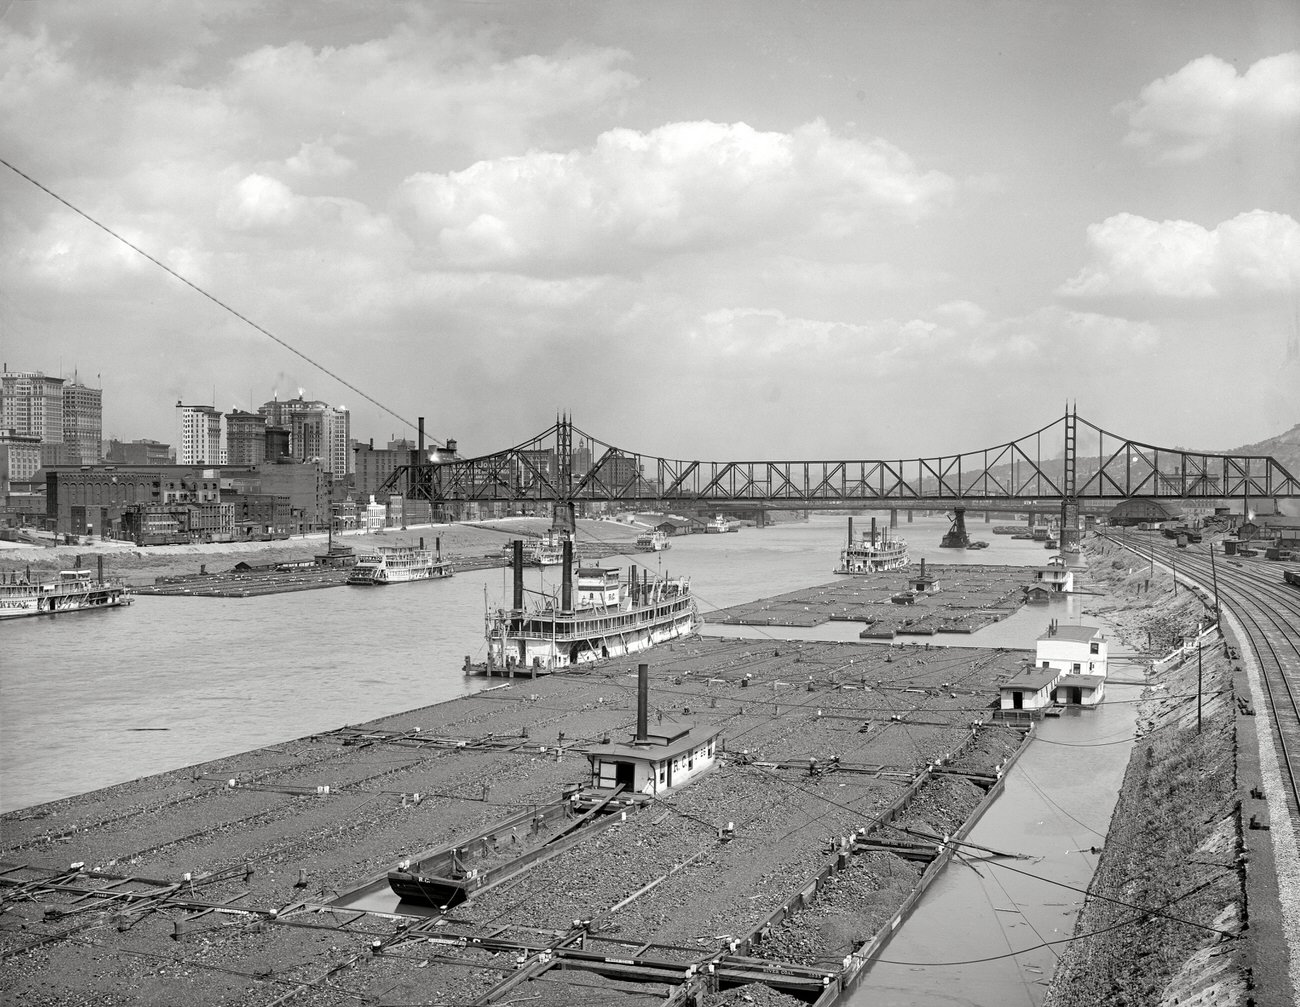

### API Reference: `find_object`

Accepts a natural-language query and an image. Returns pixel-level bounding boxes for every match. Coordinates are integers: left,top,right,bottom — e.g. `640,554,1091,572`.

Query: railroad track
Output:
1105,533,1300,839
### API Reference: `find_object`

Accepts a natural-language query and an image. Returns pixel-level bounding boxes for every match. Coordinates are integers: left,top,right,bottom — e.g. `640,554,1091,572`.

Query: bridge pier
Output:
890,509,899,529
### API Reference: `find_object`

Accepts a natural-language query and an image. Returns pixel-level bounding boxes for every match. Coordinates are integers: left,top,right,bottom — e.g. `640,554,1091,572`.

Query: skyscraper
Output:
258,393,351,479
225,409,267,466
1,369,67,466
62,378,103,465
176,402,222,465
2,369,64,442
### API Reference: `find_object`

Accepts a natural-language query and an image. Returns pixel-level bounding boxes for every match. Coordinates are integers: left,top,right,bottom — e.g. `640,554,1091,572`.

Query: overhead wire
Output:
0,156,425,441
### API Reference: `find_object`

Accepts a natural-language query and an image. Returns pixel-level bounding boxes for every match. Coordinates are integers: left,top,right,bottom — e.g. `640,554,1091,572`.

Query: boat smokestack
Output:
871,517,877,546
97,555,103,582
561,537,573,612
920,557,925,578
636,663,649,742
847,516,853,548
512,540,524,610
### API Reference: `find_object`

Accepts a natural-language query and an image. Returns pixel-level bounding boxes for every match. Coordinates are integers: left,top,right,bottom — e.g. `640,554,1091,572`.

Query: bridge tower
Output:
1060,404,1080,550
553,413,576,533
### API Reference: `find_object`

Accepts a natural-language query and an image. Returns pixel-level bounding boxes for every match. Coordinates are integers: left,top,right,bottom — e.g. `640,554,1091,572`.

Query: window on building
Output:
1090,642,1099,654
1072,663,1081,672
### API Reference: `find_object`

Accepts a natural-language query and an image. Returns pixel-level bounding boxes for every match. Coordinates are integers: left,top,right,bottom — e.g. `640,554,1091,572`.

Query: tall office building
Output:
1,369,65,444
176,402,223,465
62,379,103,464
258,394,351,479
1,369,70,466
225,409,267,466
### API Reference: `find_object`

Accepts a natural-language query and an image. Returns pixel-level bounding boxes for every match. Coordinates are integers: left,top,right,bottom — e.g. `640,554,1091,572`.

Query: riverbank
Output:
0,516,646,585
1045,536,1249,1006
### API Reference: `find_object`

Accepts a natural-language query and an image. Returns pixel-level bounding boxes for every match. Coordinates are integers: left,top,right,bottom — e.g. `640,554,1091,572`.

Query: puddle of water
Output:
842,683,1141,1006
334,877,441,918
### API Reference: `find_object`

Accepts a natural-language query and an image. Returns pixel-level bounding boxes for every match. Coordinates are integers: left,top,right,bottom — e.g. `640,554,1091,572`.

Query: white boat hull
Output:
0,582,131,619
486,589,698,672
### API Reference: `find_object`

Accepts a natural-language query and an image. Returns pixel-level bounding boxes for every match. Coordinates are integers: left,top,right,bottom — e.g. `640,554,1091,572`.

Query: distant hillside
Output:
1227,423,1300,475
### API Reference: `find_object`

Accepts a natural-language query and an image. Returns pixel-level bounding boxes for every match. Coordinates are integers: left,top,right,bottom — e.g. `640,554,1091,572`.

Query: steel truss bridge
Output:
383,409,1300,518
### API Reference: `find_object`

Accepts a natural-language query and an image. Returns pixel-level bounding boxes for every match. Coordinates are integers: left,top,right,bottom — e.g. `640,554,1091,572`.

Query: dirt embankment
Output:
1045,536,1247,1007
0,517,643,585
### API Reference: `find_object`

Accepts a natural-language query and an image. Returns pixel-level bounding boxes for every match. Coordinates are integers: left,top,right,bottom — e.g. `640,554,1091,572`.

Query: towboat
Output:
347,545,452,585
485,538,697,673
529,528,567,566
635,529,670,552
835,517,909,574
0,568,131,619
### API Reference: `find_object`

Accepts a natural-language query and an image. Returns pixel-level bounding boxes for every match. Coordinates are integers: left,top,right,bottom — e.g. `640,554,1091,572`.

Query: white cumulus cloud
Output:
1117,52,1300,162
396,119,955,273
1058,210,1300,300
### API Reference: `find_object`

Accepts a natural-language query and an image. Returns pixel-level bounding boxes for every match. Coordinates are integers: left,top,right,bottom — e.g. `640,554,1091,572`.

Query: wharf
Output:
0,637,1032,1007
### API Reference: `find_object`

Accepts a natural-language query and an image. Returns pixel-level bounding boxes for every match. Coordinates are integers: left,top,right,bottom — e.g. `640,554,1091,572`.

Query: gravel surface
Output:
1,636,1026,1005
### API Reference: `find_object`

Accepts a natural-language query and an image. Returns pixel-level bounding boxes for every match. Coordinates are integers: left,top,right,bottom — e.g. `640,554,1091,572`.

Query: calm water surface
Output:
1,514,1089,812
844,684,1140,1007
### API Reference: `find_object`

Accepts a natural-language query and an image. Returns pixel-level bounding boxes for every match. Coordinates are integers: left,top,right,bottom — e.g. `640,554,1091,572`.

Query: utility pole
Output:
1209,542,1220,626
1197,637,1203,735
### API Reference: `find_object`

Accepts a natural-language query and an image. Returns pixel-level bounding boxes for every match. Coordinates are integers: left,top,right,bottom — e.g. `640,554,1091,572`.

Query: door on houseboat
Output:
615,762,634,791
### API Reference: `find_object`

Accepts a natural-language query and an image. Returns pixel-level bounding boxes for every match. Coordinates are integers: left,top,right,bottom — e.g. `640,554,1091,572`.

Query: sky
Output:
2,0,1298,463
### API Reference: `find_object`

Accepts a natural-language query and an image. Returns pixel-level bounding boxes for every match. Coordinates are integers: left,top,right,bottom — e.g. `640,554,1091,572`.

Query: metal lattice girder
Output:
1074,416,1300,500
384,412,1300,507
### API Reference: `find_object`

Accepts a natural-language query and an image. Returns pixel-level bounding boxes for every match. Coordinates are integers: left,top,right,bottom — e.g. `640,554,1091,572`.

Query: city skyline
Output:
2,2,1298,461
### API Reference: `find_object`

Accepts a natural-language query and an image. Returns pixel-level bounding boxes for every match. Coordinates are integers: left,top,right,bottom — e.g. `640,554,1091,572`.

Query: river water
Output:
844,683,1140,1007
2,513,1064,813
1,513,1138,1003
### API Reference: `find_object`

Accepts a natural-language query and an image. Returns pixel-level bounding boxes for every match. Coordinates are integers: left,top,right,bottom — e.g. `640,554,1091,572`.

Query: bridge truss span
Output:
389,410,1300,511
